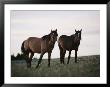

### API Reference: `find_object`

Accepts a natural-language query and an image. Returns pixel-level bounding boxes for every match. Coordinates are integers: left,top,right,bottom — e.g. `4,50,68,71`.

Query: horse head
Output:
50,29,58,42
75,29,82,40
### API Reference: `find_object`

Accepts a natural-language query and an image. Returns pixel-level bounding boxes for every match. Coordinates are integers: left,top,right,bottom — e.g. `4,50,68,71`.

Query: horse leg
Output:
36,52,45,68
58,44,63,64
75,50,77,63
62,50,66,64
67,50,71,64
24,52,30,68
48,52,51,67
28,52,34,68
60,49,63,64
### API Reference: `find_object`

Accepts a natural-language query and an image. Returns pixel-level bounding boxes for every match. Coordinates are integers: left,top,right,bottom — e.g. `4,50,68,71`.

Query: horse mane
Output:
42,34,51,40
70,34,75,37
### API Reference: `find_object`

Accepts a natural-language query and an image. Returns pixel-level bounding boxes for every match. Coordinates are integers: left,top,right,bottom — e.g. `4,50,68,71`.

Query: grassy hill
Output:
11,55,100,77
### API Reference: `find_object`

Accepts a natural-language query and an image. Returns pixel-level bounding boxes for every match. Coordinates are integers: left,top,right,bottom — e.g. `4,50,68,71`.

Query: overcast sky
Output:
11,10,100,58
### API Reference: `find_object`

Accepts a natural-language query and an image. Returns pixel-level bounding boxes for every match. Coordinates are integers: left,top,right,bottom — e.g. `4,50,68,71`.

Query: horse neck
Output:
49,39,56,46
73,34,81,44
49,34,57,45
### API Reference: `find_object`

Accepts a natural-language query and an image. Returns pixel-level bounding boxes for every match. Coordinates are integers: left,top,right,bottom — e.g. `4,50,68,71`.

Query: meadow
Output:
11,55,100,77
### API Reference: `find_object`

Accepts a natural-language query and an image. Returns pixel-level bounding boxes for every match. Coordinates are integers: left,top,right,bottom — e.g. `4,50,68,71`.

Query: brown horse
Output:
58,29,82,64
21,29,58,68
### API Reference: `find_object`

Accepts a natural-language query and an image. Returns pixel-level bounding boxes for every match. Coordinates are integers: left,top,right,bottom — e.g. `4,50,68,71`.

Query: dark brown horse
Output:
58,29,82,64
21,29,58,68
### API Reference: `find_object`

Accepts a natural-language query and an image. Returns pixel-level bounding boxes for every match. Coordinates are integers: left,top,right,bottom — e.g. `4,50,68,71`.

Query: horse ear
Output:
81,29,82,31
55,29,57,32
75,29,76,32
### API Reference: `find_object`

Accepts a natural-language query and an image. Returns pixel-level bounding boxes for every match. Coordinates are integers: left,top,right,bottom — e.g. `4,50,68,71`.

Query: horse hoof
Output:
27,66,31,68
75,61,78,63
48,65,50,67
35,65,39,69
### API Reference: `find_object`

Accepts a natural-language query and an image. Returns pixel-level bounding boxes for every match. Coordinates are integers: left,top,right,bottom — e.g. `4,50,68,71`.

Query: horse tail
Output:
58,37,60,47
58,37,62,50
21,41,26,54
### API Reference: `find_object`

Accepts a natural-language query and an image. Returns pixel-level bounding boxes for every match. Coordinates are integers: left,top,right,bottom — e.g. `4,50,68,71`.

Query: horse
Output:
21,29,58,68
58,29,82,64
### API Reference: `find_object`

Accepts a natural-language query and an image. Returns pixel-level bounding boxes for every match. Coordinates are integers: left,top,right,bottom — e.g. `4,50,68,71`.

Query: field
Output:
11,55,100,77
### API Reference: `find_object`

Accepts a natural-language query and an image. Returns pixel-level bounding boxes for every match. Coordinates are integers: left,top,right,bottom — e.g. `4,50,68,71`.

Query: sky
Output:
11,10,100,59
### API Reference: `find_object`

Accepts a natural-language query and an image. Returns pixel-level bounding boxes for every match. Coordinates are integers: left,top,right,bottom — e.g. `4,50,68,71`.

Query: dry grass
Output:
11,55,100,77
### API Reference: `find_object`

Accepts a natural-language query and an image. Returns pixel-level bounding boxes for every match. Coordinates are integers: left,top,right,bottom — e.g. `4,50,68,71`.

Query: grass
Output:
11,55,100,77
